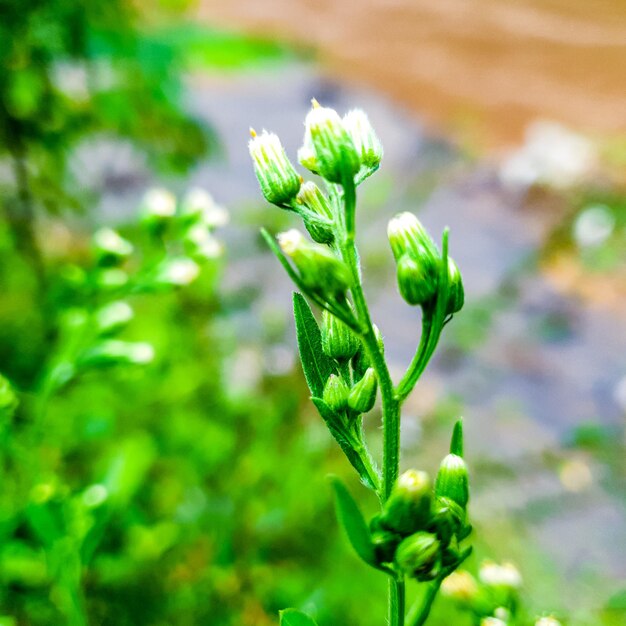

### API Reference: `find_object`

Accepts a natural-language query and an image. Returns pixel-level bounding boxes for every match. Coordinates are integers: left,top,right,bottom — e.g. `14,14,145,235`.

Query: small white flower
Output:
479,561,523,590
142,187,176,219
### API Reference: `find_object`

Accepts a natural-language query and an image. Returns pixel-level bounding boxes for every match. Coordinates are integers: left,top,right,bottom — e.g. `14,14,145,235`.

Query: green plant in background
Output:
250,101,565,626
0,188,227,626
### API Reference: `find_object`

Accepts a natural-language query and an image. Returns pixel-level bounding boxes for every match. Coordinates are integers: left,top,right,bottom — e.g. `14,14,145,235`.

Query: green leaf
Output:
330,476,376,566
293,293,335,397
279,609,319,626
311,399,379,491
450,418,464,457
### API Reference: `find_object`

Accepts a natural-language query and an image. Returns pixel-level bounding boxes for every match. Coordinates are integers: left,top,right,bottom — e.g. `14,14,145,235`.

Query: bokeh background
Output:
0,1,625,625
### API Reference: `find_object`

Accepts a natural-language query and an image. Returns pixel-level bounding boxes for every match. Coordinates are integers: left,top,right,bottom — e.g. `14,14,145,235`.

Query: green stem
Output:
405,579,442,626
339,173,403,626
396,312,433,401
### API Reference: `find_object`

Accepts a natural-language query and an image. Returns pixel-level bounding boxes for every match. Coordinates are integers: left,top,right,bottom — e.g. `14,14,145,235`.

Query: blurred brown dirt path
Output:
197,0,626,148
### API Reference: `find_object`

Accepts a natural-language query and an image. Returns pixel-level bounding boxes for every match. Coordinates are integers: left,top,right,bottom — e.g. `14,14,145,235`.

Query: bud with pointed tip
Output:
249,130,301,206
395,531,441,581
343,109,383,170
321,310,360,360
322,374,349,412
277,229,352,297
435,453,469,509
381,469,432,535
348,367,377,413
303,100,360,184
447,257,465,315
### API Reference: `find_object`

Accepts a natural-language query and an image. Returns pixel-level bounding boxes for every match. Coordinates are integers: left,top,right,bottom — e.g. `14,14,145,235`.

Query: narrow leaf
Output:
330,476,376,566
450,418,464,457
293,293,335,397
279,609,319,626
311,398,379,490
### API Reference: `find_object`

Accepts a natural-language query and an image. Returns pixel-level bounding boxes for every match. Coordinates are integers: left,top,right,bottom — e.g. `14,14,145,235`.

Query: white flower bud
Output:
249,129,301,205
303,100,360,184
343,109,383,169
479,561,523,590
141,188,176,221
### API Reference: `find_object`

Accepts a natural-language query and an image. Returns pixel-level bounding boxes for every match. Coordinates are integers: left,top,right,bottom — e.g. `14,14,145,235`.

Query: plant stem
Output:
339,174,404,626
405,579,442,626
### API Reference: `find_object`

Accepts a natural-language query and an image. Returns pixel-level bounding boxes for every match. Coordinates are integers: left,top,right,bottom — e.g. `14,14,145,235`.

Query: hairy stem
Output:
339,173,404,626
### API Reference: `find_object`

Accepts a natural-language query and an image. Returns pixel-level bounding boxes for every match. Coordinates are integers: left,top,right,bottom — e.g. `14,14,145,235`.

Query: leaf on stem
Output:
312,398,379,490
279,609,319,626
293,293,336,397
330,476,376,566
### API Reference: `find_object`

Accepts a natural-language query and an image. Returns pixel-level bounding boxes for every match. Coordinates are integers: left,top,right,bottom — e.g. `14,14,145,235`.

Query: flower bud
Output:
180,188,229,228
430,496,467,546
387,212,438,262
371,529,401,565
297,181,333,220
348,367,377,413
381,469,432,535
79,340,155,368
249,129,301,206
342,109,383,170
141,188,176,224
296,182,335,244
535,617,562,626
479,561,522,591
435,454,469,509
441,570,479,606
321,310,360,360
481,619,507,626
277,229,352,297
322,374,349,412
95,301,134,334
297,127,320,175
394,532,441,581
447,257,464,315
396,255,438,306
303,100,360,184
154,257,200,287
93,228,133,266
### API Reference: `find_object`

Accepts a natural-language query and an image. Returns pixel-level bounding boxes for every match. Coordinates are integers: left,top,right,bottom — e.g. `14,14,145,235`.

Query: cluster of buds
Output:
249,101,383,309
387,212,464,315
440,560,559,626
320,310,382,416
368,421,471,581
52,188,227,386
